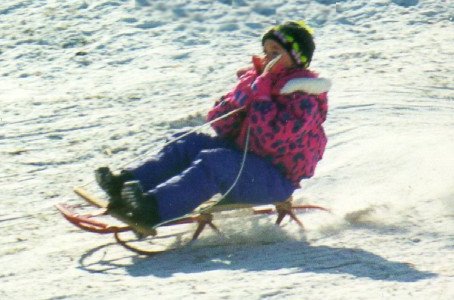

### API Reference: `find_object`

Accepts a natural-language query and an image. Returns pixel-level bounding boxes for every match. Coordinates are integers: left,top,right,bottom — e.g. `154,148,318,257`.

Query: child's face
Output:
263,39,295,70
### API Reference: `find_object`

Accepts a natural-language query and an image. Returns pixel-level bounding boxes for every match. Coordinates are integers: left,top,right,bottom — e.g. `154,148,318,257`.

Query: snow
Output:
1,0,453,299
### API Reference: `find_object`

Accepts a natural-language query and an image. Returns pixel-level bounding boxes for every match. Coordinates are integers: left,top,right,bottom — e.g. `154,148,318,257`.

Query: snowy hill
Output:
1,0,453,299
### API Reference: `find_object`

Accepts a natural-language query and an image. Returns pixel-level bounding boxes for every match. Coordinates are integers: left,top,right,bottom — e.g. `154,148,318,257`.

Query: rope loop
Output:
80,106,248,196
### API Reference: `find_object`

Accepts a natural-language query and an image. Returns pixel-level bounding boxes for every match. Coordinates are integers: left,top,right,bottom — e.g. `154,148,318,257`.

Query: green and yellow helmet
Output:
262,21,315,68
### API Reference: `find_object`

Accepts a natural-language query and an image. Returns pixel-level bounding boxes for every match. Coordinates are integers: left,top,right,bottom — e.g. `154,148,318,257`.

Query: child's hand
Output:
251,55,284,74
263,54,284,74
250,55,283,100
252,55,265,74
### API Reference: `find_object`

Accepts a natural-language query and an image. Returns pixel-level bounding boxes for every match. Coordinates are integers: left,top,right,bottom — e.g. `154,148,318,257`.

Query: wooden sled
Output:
56,187,330,256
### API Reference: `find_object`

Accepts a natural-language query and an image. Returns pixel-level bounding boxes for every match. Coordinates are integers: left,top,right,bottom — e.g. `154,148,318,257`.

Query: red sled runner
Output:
56,187,330,256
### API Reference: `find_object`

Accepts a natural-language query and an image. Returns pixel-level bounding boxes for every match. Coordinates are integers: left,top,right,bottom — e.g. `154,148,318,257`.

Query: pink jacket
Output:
207,67,328,186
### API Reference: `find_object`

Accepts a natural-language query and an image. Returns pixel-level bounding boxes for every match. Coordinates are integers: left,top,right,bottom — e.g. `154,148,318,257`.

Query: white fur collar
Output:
280,78,332,95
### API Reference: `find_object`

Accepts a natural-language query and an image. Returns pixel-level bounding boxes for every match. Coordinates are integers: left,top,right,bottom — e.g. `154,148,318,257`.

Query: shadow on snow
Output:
78,239,436,282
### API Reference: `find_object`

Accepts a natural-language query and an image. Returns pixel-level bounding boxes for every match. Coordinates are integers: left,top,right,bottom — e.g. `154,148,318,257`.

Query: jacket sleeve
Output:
207,68,259,138
247,92,328,154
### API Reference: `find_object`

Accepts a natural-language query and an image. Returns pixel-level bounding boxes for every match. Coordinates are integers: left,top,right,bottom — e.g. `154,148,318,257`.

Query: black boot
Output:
95,167,133,199
117,181,160,227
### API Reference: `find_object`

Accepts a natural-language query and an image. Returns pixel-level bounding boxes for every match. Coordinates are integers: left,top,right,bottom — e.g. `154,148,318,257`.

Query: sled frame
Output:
56,187,330,256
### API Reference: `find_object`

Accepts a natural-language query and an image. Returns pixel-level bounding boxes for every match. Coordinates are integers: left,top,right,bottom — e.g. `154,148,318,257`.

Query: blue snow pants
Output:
127,133,295,222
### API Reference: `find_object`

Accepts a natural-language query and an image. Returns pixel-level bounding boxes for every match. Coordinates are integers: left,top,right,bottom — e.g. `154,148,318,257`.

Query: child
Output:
96,21,330,227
